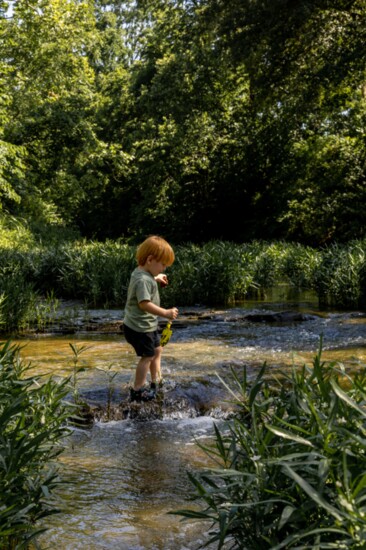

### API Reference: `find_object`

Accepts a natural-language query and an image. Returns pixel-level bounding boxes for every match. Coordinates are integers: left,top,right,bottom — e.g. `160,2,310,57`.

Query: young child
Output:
123,235,178,402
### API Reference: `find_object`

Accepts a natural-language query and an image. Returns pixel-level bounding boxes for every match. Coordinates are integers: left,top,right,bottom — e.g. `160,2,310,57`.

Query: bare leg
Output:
134,356,153,390
150,346,163,383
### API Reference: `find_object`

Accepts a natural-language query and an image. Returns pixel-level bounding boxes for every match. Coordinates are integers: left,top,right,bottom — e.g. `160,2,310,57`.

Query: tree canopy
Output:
1,0,365,245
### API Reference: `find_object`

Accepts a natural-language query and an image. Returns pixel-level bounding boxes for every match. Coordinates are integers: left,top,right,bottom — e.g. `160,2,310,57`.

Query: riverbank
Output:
1,239,366,335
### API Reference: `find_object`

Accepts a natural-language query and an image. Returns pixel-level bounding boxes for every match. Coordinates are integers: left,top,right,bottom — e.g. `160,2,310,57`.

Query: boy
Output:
123,236,178,402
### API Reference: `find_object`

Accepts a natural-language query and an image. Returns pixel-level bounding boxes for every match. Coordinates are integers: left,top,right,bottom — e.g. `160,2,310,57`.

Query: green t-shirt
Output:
123,268,160,332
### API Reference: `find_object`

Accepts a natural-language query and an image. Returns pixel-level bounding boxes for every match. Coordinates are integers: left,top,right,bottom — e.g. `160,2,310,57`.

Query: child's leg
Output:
149,345,163,383
134,355,153,390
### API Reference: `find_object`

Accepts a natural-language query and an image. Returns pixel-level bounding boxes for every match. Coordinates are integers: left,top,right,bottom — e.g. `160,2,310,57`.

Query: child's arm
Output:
139,300,178,320
155,273,168,288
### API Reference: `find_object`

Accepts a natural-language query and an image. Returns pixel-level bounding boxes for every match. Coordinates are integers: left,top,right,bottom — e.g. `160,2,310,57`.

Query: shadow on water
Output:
12,288,366,549
43,418,220,550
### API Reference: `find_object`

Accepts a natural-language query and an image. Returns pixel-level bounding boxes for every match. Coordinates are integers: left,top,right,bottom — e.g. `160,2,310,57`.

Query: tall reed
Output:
0,264,37,332
172,343,366,548
0,239,365,324
313,240,366,307
0,341,74,548
162,241,256,306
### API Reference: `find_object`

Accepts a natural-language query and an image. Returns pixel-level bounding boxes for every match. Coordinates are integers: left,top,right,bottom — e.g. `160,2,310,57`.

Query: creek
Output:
14,287,366,549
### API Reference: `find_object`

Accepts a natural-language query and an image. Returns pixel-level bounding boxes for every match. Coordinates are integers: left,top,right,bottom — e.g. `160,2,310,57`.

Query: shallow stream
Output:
14,288,366,549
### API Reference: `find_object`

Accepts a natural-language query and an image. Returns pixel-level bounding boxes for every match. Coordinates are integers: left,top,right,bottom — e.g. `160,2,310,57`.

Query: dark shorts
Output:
123,324,160,357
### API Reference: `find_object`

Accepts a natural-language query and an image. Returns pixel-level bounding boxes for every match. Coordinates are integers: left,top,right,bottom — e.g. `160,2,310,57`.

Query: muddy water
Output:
14,290,366,549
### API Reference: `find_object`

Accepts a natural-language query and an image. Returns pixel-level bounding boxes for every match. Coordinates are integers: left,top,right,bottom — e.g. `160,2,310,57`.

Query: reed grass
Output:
313,240,366,308
0,341,74,548
162,241,256,305
172,342,366,549
0,238,365,333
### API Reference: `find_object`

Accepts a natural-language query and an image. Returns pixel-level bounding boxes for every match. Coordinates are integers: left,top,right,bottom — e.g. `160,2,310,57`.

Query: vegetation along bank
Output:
0,237,365,334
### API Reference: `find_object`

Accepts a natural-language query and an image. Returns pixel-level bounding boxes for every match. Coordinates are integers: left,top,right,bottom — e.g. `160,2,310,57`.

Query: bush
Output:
0,341,73,548
54,240,136,306
0,216,35,250
246,241,288,288
173,341,366,549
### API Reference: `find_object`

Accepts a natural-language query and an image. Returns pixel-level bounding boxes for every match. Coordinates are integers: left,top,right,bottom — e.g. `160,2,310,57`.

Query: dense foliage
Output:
0,341,73,549
1,0,365,245
0,238,365,332
173,343,366,548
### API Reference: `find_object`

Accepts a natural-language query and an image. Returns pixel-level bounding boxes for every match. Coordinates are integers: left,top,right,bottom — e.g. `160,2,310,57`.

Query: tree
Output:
196,0,366,243
2,0,102,227
1,0,365,244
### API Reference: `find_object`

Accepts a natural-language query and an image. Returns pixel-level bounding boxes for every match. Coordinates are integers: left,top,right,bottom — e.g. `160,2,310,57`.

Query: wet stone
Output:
78,381,235,423
243,311,319,324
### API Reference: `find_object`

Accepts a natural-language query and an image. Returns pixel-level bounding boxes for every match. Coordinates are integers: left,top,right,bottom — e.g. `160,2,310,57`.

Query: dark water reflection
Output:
13,289,366,549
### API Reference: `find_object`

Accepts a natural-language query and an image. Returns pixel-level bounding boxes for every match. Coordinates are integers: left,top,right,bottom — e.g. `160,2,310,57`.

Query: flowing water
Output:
14,288,366,549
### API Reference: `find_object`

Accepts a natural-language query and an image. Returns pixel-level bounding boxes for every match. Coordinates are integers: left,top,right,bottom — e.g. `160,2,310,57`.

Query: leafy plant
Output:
96,363,120,421
0,340,74,549
173,340,366,549
163,241,256,306
68,342,92,405
30,291,59,332
282,242,321,289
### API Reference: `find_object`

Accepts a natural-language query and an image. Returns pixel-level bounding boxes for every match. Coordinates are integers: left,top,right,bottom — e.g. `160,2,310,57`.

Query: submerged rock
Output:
78,378,236,423
244,310,318,324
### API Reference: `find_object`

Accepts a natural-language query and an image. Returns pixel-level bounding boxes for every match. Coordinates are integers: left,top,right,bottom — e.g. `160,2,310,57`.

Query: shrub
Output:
0,341,73,548
52,240,136,306
246,241,288,288
0,216,35,250
173,342,366,549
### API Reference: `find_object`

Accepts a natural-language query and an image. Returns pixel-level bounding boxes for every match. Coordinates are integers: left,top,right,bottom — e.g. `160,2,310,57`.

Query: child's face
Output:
144,255,167,277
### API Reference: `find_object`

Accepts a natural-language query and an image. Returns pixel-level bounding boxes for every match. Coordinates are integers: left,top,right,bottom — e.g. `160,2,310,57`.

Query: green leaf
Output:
281,464,344,522
330,378,366,419
278,504,296,530
168,509,217,520
271,527,351,550
266,424,314,447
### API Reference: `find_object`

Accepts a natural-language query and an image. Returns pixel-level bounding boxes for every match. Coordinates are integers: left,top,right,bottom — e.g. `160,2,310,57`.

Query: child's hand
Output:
155,273,168,288
166,307,178,320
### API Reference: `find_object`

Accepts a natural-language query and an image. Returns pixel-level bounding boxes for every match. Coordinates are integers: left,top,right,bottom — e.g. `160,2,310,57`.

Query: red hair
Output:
136,236,175,266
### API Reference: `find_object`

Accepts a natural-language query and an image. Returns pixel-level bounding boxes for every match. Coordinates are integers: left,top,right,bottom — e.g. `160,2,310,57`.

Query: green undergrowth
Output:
0,341,75,549
0,237,365,333
172,341,366,549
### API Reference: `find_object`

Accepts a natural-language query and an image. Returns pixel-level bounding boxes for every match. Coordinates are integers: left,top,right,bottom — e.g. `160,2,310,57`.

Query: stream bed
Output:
14,289,366,549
